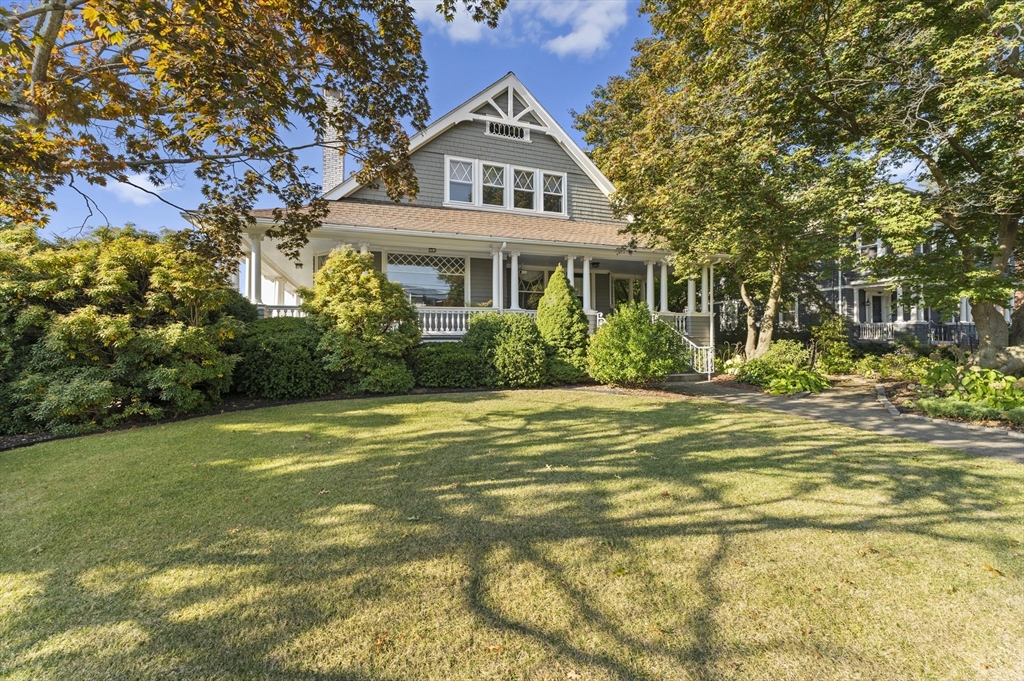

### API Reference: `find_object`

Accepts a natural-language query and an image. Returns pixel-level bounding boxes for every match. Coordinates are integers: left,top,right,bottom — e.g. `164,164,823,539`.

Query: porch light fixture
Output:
428,248,437,253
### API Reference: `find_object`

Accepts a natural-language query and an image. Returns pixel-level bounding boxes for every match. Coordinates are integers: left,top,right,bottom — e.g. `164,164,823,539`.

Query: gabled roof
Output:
323,72,616,200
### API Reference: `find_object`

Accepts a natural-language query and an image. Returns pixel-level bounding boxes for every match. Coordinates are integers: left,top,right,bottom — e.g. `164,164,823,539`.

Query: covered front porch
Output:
849,282,981,345
236,227,719,348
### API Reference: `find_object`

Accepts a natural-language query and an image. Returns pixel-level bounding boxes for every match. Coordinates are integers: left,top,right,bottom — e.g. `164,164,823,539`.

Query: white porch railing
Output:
259,305,306,318
652,312,688,336
417,307,541,337
679,335,715,378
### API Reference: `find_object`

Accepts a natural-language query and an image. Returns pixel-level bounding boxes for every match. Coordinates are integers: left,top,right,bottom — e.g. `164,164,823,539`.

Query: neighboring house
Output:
232,73,720,368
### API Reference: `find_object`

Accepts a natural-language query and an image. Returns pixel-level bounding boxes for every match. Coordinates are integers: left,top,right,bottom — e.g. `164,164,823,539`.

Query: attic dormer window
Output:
485,121,530,142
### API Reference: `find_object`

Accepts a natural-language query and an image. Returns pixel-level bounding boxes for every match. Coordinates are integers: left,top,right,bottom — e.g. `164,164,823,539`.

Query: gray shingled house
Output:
236,73,719,368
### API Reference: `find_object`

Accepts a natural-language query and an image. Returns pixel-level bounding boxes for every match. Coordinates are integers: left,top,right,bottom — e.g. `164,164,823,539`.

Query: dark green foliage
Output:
536,264,589,382
587,303,684,387
811,312,853,374
0,226,242,434
349,358,415,395
410,343,486,388
300,247,419,394
736,340,820,391
221,288,259,324
464,312,548,388
491,314,548,388
233,317,332,400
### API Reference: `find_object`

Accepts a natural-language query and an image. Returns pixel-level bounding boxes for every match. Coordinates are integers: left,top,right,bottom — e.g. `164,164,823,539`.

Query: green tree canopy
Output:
579,0,1023,369
1,0,506,261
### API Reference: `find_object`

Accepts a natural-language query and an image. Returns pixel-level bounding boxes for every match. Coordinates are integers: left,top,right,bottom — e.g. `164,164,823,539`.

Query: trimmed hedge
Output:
463,312,548,388
536,264,589,382
233,317,333,400
410,343,486,388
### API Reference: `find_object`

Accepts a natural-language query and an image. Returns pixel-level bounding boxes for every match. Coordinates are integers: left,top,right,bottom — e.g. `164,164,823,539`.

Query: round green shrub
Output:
233,317,332,400
350,357,415,395
587,302,684,387
463,312,548,388
410,343,486,388
536,264,589,382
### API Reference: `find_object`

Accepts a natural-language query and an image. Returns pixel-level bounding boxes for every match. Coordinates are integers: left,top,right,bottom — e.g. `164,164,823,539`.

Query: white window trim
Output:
443,155,568,218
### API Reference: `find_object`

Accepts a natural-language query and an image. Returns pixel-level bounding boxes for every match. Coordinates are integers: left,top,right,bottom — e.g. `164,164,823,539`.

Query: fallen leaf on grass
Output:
373,631,390,650
484,645,504,653
858,546,879,556
660,491,671,498
811,586,821,592
802,628,813,635
982,564,1005,577
566,672,582,680
733,559,747,566
406,515,420,522
228,527,240,534
318,488,328,495
839,577,856,587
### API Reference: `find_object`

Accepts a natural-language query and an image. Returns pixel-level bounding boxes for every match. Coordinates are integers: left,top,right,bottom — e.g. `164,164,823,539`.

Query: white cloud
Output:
541,1,629,59
412,0,629,59
101,173,176,206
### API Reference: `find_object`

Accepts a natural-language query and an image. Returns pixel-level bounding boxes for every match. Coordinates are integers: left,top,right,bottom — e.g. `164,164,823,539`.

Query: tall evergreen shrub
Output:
535,263,589,383
299,247,419,394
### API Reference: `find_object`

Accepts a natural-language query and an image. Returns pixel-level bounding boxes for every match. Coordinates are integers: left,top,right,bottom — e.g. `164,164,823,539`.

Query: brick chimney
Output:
322,90,345,195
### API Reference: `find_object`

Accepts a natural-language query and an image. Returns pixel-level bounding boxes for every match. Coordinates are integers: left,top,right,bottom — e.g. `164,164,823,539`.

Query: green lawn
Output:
1,389,1022,680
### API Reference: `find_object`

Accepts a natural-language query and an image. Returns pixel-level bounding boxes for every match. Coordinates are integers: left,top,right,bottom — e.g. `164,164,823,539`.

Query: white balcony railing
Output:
259,305,307,318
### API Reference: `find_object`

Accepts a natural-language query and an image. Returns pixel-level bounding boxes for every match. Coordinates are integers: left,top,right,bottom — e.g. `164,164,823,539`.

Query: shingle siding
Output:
351,120,619,225
470,257,493,305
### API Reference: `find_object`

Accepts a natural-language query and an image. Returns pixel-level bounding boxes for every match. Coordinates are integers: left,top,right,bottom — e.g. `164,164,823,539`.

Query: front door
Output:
872,296,883,323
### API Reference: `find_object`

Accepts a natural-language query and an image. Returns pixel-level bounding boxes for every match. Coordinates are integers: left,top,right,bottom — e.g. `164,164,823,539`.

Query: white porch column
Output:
882,291,891,321
628,279,634,303
659,261,669,313
251,235,263,304
646,261,655,312
959,296,968,322
853,288,861,323
275,280,285,305
510,252,521,310
895,287,903,322
582,257,592,311
793,296,800,329
687,278,696,314
491,250,501,309
358,242,369,255
231,262,240,293
965,300,973,323
700,266,709,313
566,256,575,289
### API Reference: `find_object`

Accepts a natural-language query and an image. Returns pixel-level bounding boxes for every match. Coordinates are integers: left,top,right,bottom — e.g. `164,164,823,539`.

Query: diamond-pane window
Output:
542,173,564,213
448,160,473,203
482,164,505,206
386,253,466,307
513,169,535,210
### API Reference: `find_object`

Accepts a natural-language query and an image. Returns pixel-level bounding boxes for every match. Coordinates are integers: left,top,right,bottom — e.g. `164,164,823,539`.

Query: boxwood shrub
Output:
587,302,684,387
463,312,548,388
233,316,333,400
410,343,486,388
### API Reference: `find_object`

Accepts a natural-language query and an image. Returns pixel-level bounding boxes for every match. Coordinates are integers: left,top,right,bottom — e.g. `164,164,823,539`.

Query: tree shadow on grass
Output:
1,390,1021,680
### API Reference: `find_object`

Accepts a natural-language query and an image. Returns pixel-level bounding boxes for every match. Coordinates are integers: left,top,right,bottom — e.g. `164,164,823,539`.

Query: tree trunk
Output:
971,215,1020,372
738,278,758,359
748,256,786,360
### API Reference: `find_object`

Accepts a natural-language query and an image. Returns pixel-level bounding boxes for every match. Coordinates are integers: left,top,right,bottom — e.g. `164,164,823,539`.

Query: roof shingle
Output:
250,199,635,248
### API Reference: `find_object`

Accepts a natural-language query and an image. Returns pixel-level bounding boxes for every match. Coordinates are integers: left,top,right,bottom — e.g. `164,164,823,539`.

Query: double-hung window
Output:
542,173,564,213
445,155,567,217
512,168,535,210
448,159,474,204
482,164,505,206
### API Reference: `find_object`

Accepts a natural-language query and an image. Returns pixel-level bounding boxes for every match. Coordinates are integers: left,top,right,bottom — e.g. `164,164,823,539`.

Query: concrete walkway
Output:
662,379,1024,464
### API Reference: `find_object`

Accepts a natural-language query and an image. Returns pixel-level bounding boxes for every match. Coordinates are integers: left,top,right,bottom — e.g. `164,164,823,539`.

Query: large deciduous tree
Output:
580,0,1023,370
0,0,505,261
575,6,870,359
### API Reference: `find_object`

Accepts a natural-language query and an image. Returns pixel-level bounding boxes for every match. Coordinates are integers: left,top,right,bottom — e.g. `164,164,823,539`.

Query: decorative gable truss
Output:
323,72,616,201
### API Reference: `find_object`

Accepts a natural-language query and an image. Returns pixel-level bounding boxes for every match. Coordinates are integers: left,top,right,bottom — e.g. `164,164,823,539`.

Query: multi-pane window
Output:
445,156,566,216
482,164,505,206
386,253,466,307
448,159,473,203
542,173,563,213
513,169,535,210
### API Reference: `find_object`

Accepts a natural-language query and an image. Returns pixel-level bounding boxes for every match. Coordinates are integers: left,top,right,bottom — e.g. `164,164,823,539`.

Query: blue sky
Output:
44,0,649,239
